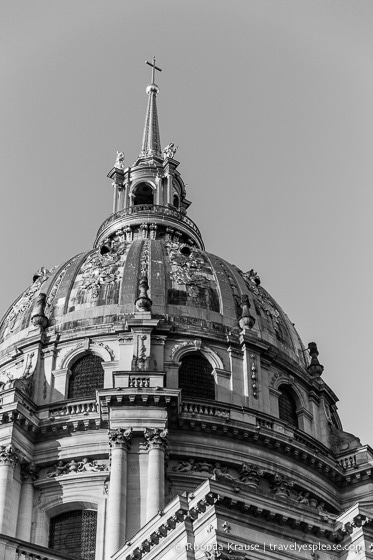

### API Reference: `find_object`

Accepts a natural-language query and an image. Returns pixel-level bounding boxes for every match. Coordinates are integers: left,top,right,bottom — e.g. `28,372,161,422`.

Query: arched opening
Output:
68,354,104,400
133,182,154,205
49,510,97,560
278,385,298,428
173,194,179,208
179,352,215,400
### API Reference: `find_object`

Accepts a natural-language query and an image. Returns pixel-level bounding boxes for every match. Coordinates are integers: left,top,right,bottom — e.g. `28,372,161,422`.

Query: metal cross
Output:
145,56,162,84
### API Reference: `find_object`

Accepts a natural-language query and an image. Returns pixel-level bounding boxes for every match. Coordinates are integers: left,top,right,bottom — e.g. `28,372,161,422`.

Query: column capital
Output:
20,462,39,483
0,444,19,467
108,428,132,450
144,428,168,450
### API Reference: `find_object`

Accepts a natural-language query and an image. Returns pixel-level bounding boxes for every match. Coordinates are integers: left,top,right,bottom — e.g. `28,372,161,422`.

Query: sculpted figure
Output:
162,142,178,159
173,459,195,472
296,491,310,505
47,460,67,478
213,463,238,484
78,457,106,472
114,151,125,169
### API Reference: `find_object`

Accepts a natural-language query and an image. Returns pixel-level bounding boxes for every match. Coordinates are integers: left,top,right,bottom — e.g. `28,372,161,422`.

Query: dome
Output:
0,236,307,368
2,62,371,560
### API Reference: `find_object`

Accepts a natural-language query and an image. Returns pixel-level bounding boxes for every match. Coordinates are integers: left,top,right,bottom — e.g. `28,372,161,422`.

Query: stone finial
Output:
144,428,168,449
114,151,125,170
307,342,324,376
31,293,48,328
238,295,255,330
135,275,152,312
108,428,132,449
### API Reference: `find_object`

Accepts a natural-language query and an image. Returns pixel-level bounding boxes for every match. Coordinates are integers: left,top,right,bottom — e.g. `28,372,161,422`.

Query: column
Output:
0,445,18,535
16,462,38,541
112,182,119,213
106,428,132,559
144,428,168,521
118,187,124,211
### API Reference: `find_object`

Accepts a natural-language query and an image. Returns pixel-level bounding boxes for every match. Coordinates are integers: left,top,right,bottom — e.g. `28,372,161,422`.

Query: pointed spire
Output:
140,57,162,159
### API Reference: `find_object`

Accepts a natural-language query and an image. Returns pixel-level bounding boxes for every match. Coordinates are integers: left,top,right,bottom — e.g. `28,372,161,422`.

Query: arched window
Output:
133,182,154,205
173,194,179,208
179,352,215,400
49,510,97,560
278,385,298,428
68,354,104,399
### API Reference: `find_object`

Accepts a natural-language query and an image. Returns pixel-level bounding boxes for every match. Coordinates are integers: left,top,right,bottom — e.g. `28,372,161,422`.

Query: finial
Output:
31,293,48,329
145,56,162,85
307,342,324,376
135,275,152,312
239,295,256,331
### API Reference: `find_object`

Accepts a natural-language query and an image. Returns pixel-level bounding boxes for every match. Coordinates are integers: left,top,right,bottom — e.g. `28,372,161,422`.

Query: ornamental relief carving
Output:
80,243,128,299
4,267,53,333
166,242,209,288
57,339,115,369
46,457,108,478
45,257,79,317
241,270,281,331
170,459,336,518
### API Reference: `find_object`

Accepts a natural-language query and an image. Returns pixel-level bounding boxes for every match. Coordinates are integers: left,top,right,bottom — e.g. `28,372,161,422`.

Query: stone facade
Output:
0,69,372,560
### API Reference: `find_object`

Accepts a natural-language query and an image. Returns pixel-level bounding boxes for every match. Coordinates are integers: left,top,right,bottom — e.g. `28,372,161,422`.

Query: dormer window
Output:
133,183,154,205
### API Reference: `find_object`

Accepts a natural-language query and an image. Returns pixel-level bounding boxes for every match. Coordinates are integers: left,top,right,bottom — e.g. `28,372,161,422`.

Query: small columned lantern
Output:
307,342,324,376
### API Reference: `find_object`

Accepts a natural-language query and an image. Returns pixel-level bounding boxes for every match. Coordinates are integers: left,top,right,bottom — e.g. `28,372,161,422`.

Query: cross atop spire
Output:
145,57,162,85
140,57,162,159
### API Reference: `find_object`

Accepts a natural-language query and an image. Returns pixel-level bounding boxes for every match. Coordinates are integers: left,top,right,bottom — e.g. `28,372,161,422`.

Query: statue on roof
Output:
163,142,178,159
114,151,125,170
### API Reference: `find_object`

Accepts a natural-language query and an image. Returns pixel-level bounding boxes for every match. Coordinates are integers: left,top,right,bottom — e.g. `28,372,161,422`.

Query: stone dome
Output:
0,235,307,370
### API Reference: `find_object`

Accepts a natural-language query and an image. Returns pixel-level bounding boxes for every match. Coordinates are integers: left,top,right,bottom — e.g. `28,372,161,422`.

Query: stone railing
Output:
338,454,357,470
181,401,230,419
0,534,75,560
48,399,98,418
95,204,202,241
337,445,373,470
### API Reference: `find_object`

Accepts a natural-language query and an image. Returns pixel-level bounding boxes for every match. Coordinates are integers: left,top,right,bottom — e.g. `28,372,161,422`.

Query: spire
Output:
140,57,162,159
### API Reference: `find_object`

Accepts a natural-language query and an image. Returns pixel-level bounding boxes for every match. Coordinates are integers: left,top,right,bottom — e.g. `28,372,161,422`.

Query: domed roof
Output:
0,71,308,372
0,236,307,367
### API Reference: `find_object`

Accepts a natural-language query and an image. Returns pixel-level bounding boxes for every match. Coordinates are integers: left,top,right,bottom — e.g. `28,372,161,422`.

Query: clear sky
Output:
1,1,372,445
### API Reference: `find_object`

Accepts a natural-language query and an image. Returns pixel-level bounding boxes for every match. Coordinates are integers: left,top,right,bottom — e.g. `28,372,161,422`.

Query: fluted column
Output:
16,462,38,540
144,428,168,521
0,445,18,535
106,428,132,559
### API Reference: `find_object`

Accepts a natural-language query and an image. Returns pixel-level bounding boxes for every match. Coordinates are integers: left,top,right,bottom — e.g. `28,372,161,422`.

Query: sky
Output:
1,1,372,445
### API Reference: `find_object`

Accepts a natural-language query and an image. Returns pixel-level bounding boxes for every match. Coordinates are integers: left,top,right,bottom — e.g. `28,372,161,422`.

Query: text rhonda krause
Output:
183,543,366,553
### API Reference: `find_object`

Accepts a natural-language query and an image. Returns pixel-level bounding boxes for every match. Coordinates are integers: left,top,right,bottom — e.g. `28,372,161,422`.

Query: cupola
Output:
97,57,201,251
